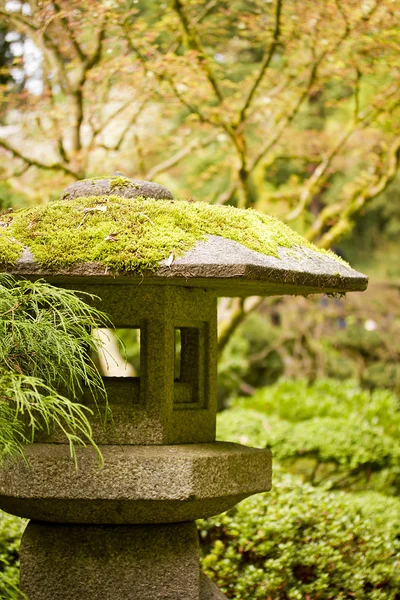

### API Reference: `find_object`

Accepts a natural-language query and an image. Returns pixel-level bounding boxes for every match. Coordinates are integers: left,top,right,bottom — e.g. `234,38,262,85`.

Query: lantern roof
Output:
0,174,368,296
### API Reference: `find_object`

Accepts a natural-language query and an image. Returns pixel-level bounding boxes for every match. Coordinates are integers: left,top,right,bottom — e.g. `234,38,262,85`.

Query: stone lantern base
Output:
21,521,226,600
1,441,271,599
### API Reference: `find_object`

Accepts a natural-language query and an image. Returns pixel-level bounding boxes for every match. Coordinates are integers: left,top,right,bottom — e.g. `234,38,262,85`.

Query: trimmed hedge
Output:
199,471,400,600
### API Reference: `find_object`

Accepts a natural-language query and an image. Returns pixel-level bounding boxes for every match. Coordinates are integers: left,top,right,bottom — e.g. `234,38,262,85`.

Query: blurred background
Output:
1,1,400,597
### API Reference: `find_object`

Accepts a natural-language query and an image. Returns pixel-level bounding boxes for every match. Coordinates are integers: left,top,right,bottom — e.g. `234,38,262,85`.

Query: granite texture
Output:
200,573,228,599
10,236,368,296
32,285,218,446
60,175,173,201
20,521,201,600
0,442,272,523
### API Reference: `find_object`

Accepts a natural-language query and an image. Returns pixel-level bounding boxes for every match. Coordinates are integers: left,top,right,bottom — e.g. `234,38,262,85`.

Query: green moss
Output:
0,211,24,265
80,175,140,190
0,236,24,266
110,176,140,190
0,196,348,272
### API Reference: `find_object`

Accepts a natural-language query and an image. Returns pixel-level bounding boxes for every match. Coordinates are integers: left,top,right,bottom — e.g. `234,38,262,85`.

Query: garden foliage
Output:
218,379,400,493
0,275,108,462
217,286,400,398
1,376,400,597
199,471,400,600
0,511,25,599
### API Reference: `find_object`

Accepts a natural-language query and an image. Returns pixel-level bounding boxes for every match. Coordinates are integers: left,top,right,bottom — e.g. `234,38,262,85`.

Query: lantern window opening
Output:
92,327,141,378
174,325,204,409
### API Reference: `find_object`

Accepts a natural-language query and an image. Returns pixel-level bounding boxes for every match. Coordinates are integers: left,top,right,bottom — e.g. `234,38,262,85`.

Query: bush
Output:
236,379,400,432
199,471,400,600
217,379,400,492
0,512,25,599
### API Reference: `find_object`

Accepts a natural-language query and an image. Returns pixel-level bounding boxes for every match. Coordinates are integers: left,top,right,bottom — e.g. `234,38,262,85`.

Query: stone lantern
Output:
0,175,368,600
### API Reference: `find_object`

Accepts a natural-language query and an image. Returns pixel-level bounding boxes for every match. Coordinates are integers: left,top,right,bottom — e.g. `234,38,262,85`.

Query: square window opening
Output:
92,328,141,378
174,326,202,407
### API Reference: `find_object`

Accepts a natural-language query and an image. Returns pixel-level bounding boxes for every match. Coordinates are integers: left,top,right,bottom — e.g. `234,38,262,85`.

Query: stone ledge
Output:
0,442,271,524
10,237,368,296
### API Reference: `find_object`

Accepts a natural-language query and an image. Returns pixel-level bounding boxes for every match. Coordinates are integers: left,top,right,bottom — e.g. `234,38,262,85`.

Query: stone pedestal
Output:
21,521,207,600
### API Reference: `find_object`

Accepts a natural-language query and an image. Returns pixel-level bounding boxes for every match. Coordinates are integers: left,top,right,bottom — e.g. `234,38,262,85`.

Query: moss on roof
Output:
0,232,24,265
0,196,346,272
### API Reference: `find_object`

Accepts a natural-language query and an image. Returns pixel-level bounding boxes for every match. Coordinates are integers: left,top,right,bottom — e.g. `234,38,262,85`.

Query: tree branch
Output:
147,135,216,180
0,139,78,178
172,0,224,103
124,31,216,126
145,138,207,180
86,15,107,71
42,56,69,163
286,124,355,221
193,0,220,24
52,2,86,63
90,98,137,144
317,137,400,248
97,98,149,153
237,0,283,126
218,297,264,355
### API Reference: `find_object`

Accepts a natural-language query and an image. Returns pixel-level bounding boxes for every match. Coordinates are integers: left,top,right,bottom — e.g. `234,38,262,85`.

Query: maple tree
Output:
0,0,399,346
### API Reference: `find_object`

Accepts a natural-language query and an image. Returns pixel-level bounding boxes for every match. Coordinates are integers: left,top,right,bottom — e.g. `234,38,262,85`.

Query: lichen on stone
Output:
110,177,140,190
86,176,139,190
0,195,348,272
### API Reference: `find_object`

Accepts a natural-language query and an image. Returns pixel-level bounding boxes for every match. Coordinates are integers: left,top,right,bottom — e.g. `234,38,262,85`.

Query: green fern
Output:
0,274,110,463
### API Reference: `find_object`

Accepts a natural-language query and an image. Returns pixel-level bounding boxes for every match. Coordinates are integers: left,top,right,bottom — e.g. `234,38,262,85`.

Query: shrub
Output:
199,471,400,600
0,512,25,599
235,379,400,433
217,380,400,492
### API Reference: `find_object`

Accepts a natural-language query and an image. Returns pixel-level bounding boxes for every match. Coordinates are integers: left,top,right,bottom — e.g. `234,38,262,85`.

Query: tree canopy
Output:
0,0,399,251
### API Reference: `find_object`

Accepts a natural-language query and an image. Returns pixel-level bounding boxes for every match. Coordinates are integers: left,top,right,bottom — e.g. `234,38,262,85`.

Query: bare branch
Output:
286,124,355,221
133,134,146,177
41,55,69,163
97,98,149,153
334,0,350,36
0,139,78,178
215,176,239,205
0,8,39,33
287,83,400,222
354,67,361,121
145,136,214,180
90,98,136,143
2,162,30,179
218,297,264,355
193,0,220,24
86,15,107,71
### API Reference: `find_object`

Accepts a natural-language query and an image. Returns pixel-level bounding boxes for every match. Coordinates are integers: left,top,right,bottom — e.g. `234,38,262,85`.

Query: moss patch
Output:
0,210,24,265
109,176,140,190
84,176,140,190
0,234,24,265
0,196,347,272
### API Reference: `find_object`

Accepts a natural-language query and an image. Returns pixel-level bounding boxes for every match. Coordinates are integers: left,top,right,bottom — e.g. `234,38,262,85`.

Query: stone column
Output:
0,285,272,599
